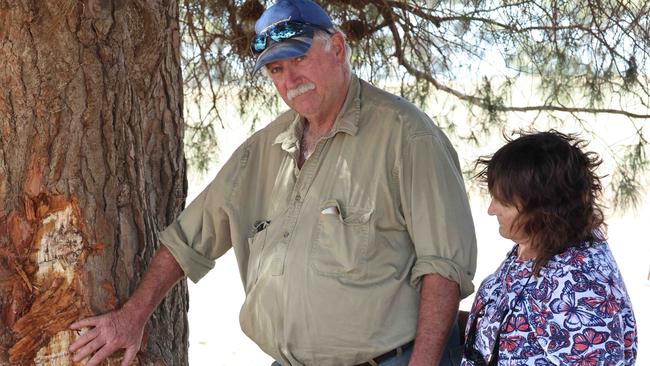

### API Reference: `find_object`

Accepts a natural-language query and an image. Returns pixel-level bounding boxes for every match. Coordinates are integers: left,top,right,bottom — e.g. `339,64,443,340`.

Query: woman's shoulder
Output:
543,241,616,275
537,241,630,305
530,241,627,303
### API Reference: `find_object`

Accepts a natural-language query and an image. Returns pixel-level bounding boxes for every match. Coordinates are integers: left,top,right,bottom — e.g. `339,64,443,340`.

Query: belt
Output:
355,340,414,366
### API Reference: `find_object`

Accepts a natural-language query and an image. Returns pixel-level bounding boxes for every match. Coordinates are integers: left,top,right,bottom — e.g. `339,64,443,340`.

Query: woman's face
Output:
487,197,528,244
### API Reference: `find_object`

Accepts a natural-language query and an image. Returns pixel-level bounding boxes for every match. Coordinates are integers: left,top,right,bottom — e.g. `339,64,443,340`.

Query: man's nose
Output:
284,66,302,88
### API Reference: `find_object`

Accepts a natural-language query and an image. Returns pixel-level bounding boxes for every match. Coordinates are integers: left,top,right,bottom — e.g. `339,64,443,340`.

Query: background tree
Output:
181,0,649,208
0,1,187,365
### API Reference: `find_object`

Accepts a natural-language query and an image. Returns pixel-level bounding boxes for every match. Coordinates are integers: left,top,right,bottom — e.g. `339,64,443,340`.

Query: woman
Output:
462,131,637,365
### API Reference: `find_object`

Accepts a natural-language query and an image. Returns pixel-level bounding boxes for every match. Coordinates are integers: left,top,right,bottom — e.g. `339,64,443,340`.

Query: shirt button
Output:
283,231,290,238
295,194,301,201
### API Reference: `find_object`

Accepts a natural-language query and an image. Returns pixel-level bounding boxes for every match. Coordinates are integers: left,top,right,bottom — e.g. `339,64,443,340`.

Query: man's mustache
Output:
287,83,316,100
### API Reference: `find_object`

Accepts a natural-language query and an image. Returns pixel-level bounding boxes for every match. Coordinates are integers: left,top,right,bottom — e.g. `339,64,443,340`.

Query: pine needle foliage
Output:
180,0,649,209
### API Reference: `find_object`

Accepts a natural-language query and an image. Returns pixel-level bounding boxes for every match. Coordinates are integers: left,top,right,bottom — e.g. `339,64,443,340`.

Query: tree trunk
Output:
0,1,188,365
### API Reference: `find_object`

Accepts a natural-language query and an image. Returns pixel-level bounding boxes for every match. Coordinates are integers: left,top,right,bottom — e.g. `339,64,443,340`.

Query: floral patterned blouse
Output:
461,241,637,365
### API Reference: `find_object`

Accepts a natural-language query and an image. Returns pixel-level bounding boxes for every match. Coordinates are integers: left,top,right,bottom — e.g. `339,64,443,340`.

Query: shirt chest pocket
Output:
245,222,269,292
310,199,372,278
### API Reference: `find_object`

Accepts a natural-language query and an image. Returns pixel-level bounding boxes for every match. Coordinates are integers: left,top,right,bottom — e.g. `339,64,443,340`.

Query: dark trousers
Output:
271,320,462,366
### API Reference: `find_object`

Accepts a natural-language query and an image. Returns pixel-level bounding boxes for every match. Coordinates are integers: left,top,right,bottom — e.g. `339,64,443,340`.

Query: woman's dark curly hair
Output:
475,130,606,275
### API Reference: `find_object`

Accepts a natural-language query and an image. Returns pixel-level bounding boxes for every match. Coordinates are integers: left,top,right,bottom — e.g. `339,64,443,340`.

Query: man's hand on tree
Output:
68,307,145,366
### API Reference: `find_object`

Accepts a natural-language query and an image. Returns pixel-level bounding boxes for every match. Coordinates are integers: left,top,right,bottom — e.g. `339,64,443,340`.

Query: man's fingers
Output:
71,336,105,362
70,315,101,330
68,328,99,352
121,346,139,366
85,344,118,366
67,310,143,366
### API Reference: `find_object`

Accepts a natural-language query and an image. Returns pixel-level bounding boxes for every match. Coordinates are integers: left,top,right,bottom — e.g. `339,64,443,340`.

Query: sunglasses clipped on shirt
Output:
464,298,502,366
250,20,332,54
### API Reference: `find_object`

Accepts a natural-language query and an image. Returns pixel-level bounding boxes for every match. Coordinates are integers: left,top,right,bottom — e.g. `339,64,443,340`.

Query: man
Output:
69,0,477,365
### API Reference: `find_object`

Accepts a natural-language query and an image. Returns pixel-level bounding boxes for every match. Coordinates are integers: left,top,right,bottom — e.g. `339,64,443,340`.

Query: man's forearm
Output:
409,273,460,366
122,244,185,322
69,244,186,365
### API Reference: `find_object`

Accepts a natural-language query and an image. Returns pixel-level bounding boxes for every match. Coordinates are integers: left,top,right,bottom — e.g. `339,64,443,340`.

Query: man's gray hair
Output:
313,27,352,65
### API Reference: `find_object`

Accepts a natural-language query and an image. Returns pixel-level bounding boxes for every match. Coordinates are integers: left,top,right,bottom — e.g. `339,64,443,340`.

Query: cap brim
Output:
252,36,313,74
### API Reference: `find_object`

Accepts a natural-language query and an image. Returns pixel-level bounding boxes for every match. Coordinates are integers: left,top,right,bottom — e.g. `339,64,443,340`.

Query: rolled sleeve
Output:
410,255,475,299
400,131,477,299
157,147,245,283
159,223,216,283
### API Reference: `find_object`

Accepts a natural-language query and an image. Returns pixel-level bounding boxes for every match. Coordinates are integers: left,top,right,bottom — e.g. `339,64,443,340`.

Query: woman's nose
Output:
487,199,497,216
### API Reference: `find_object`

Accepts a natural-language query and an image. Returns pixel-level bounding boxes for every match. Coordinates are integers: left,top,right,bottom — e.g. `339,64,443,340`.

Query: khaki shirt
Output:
159,75,477,366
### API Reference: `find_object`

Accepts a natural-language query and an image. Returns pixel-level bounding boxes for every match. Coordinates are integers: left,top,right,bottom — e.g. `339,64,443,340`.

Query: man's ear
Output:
330,33,347,62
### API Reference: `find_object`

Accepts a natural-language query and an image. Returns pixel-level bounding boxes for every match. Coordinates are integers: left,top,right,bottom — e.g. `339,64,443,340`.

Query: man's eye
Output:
269,66,281,74
295,56,305,62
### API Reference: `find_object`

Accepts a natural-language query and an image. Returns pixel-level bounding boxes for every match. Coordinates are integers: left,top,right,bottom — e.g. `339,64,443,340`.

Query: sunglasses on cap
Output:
250,20,332,54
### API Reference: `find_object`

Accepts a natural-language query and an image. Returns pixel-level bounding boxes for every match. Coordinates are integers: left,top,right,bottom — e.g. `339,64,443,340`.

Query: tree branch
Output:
396,56,650,119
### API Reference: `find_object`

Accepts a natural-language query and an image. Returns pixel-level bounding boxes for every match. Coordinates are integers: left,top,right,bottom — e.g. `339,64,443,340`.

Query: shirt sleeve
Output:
536,269,626,364
158,145,247,283
399,130,477,298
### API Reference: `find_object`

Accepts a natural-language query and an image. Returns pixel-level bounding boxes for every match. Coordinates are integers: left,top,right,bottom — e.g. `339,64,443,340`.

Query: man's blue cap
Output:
252,0,334,74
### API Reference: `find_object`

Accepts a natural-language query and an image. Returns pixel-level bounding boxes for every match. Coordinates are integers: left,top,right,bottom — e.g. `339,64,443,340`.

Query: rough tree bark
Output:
0,1,188,365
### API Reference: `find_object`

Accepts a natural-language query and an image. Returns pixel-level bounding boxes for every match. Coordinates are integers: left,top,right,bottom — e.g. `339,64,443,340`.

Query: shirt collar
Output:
274,74,361,150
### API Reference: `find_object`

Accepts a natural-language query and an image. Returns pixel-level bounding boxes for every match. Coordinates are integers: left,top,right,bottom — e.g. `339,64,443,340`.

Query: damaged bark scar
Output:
9,278,82,364
7,194,93,365
24,154,46,199
8,210,34,256
100,281,118,309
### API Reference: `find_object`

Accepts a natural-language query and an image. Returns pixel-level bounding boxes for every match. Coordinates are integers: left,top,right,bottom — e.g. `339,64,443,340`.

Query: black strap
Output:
488,325,501,366
355,340,414,366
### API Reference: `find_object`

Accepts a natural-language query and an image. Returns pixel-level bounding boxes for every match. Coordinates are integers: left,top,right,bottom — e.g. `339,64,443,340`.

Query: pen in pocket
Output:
253,220,271,233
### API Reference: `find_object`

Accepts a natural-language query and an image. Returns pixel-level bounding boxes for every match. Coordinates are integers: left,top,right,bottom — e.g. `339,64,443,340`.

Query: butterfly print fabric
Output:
461,242,637,365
